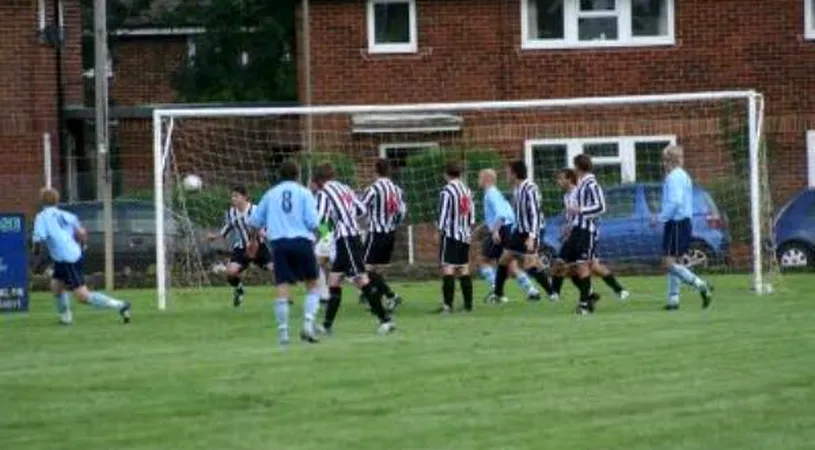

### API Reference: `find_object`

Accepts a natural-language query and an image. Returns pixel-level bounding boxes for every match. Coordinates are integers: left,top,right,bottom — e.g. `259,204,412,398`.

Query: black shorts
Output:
663,218,692,257
332,236,366,277
229,243,273,271
270,238,318,285
559,228,595,263
53,259,85,290
481,225,511,260
364,232,395,265
440,236,470,266
504,230,538,255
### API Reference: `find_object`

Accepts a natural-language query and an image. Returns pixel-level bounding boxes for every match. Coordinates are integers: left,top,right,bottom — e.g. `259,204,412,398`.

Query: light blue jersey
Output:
483,186,514,231
659,167,694,222
32,206,83,263
250,180,319,241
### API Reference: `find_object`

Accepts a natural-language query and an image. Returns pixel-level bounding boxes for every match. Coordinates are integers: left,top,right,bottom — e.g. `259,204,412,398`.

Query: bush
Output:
401,147,504,224
705,177,750,244
296,152,357,187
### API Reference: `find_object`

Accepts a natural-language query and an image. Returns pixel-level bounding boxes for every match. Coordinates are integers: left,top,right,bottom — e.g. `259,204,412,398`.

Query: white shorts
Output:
314,233,336,262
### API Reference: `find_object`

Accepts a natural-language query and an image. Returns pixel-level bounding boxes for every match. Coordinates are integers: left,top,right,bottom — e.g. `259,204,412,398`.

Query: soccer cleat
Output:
315,324,332,336
618,290,630,300
589,292,602,304
663,304,680,311
700,283,714,309
377,321,395,335
485,293,508,304
384,294,403,312
482,289,495,304
575,304,592,315
299,329,319,343
527,292,542,302
119,302,132,324
548,293,560,302
436,304,453,315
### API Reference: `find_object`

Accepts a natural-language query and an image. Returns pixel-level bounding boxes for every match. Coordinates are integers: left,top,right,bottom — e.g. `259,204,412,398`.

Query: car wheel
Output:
538,246,554,270
776,242,813,269
684,241,712,270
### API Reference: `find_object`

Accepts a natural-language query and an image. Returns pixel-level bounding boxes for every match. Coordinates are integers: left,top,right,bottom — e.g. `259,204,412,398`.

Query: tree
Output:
167,0,298,102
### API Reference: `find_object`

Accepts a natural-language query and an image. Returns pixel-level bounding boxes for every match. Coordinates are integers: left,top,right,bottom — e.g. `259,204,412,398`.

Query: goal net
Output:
153,91,771,309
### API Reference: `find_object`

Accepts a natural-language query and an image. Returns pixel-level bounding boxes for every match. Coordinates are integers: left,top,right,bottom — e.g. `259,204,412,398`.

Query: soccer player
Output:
249,160,322,345
562,154,606,315
32,187,131,325
437,161,476,313
651,145,713,310
550,168,629,301
491,161,554,304
313,163,394,335
476,169,540,301
208,185,273,307
310,179,334,306
360,159,406,311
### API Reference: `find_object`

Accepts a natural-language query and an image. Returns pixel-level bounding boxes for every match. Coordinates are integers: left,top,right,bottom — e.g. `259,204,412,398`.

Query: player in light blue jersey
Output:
249,160,322,346
650,145,713,310
31,188,131,325
477,169,540,302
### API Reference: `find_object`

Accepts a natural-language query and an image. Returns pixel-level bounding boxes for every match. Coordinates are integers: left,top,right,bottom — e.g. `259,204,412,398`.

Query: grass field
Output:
1,274,814,450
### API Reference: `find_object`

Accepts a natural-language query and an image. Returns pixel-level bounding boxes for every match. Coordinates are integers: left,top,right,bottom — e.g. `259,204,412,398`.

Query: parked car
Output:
34,200,227,274
773,188,815,269
539,183,730,269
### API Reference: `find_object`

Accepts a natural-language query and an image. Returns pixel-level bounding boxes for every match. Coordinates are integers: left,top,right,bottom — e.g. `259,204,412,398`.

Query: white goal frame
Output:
153,90,765,310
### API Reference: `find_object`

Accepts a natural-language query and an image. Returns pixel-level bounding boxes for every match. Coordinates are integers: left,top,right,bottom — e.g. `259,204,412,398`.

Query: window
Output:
806,0,815,39
367,0,418,54
525,135,676,187
807,131,815,187
522,0,674,49
379,142,439,183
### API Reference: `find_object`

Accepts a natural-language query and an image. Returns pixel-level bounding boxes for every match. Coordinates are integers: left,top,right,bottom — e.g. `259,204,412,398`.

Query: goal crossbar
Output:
152,90,765,310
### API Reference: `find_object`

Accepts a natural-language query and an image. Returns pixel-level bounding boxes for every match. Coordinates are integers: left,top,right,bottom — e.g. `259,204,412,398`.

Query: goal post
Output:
153,90,768,310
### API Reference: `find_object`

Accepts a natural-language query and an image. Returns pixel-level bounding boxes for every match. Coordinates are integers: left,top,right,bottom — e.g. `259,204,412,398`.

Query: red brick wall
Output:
110,36,188,105
0,0,82,216
301,0,815,206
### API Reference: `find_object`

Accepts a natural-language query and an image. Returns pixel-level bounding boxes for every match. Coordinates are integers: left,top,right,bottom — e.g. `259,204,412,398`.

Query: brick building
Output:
0,1,83,215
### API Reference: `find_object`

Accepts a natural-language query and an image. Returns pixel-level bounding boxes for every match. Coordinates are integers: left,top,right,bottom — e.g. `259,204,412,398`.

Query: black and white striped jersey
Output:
563,188,578,223
361,177,406,233
315,180,366,238
512,179,544,235
437,179,476,243
220,204,257,249
572,174,606,232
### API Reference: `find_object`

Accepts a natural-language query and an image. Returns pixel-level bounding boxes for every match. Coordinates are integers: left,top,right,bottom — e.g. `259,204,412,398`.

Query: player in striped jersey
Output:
490,161,554,303
550,168,629,302
207,185,273,307
437,161,476,313
562,154,606,315
360,159,407,311
313,163,394,335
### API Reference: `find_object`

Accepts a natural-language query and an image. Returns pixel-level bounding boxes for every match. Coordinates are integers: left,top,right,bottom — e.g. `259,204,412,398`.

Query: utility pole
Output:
94,0,114,290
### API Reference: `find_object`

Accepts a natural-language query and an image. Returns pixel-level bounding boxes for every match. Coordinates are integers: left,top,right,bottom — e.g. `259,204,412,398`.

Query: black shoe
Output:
575,304,592,315
589,292,601,304
434,305,453,315
119,302,132,324
663,304,680,311
233,286,245,307
527,292,542,302
300,329,319,343
700,283,714,309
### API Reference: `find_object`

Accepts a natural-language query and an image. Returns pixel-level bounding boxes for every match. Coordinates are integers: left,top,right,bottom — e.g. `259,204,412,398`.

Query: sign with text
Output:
0,213,28,313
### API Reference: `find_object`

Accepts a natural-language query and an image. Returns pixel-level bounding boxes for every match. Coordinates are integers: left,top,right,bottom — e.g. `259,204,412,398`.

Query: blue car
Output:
539,183,730,269
773,188,815,269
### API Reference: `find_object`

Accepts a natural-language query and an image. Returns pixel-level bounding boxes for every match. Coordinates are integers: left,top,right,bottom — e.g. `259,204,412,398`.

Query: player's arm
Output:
248,193,269,234
31,214,46,257
302,188,320,232
66,212,87,247
437,190,450,232
658,173,682,222
394,187,408,226
209,210,232,241
484,190,503,232
579,182,606,218
527,187,543,234
360,186,375,209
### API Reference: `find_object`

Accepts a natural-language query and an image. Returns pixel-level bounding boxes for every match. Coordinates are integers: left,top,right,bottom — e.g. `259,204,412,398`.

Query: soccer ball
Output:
182,174,203,192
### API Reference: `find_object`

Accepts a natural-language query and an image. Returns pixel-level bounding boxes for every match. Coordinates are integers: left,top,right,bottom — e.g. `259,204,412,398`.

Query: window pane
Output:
531,144,568,216
529,0,564,40
578,17,618,40
604,187,635,218
593,163,622,187
374,2,411,44
580,0,616,12
583,142,619,157
635,140,670,182
384,145,437,185
632,0,669,37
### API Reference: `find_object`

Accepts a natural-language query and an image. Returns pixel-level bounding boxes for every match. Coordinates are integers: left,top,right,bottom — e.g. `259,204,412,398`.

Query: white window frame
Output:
806,0,815,40
366,0,418,54
378,141,439,158
521,0,675,50
807,131,815,187
524,135,677,182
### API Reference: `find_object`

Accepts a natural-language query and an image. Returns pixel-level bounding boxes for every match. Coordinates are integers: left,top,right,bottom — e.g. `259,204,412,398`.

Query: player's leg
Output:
455,242,474,311
226,248,248,307
364,232,400,310
439,237,459,313
549,259,565,301
521,251,553,299
507,259,540,300
491,229,521,303
565,230,594,315
590,258,629,299
347,236,392,332
478,235,498,293
294,239,321,343
67,260,131,323
314,234,333,305
49,276,72,325
662,219,712,309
